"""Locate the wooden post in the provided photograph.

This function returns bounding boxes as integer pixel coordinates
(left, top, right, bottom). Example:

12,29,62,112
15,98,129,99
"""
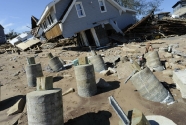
37,76,53,91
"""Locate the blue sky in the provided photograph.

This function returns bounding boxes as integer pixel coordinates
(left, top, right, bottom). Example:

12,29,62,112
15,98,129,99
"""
0,0,178,34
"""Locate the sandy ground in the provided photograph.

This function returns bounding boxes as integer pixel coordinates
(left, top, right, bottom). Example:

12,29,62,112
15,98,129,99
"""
0,35,186,125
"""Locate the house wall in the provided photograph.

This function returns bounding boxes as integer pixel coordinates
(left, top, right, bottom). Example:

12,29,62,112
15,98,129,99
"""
55,0,72,20
45,23,62,39
0,27,6,43
62,0,136,37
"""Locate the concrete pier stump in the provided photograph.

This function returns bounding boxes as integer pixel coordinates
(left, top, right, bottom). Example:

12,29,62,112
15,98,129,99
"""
130,67,174,103
89,55,106,72
26,64,43,87
27,88,63,125
74,64,97,97
145,51,164,71
48,53,63,72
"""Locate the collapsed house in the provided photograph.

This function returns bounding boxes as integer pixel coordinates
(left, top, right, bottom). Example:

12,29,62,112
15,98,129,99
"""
36,0,136,47
124,11,186,41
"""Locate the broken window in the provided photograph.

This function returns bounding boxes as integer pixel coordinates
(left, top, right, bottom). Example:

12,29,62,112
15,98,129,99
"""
47,14,53,25
75,2,86,18
98,0,107,13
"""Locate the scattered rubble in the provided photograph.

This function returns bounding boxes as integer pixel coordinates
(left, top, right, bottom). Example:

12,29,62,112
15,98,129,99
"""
7,98,26,116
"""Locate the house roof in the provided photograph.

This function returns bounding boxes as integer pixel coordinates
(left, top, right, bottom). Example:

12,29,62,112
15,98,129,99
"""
37,0,60,25
61,0,137,23
31,16,39,29
0,24,4,29
38,0,137,25
172,0,186,8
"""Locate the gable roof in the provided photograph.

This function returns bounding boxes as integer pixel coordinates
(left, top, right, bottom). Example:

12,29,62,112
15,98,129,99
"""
172,0,186,8
31,16,39,29
61,0,137,23
37,0,137,25
37,0,60,25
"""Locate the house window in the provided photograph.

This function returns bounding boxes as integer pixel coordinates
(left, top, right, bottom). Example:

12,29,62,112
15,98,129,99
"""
42,21,47,29
47,14,53,25
75,2,86,18
98,0,107,13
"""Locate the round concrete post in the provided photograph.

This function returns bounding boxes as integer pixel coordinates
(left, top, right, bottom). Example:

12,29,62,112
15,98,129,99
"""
27,88,63,125
145,51,164,71
89,55,106,72
74,64,97,97
25,64,43,87
130,67,173,103
48,57,63,72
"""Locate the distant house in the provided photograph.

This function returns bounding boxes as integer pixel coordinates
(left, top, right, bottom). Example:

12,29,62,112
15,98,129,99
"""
37,0,136,47
172,0,186,18
0,25,6,44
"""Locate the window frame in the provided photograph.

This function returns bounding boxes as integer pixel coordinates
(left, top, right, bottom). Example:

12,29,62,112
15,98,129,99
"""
75,2,86,18
98,0,107,13
42,21,47,29
47,14,54,25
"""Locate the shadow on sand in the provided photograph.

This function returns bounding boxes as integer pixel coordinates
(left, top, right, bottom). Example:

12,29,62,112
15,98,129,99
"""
65,111,112,125
0,95,26,111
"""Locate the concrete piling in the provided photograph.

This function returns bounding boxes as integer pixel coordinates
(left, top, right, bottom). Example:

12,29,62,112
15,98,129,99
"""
27,88,63,125
145,51,164,71
48,53,63,72
89,55,106,72
74,64,97,97
25,63,43,87
130,67,174,103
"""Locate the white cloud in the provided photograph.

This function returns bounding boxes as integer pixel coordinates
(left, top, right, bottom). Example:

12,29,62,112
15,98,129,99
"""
0,19,14,34
4,23,13,28
16,24,31,32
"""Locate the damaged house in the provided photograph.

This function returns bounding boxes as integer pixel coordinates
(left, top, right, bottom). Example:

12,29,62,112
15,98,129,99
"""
37,0,136,47
0,25,6,44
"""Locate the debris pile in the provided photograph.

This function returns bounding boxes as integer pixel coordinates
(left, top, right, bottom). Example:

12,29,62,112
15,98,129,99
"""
124,12,186,41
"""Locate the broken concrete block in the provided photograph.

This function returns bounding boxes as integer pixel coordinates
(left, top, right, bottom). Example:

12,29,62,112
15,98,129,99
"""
96,78,110,88
131,61,141,71
173,70,186,98
37,76,53,91
164,53,173,58
117,62,133,80
108,67,117,74
100,70,111,76
131,109,151,125
78,56,88,65
7,98,25,116
163,70,173,76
